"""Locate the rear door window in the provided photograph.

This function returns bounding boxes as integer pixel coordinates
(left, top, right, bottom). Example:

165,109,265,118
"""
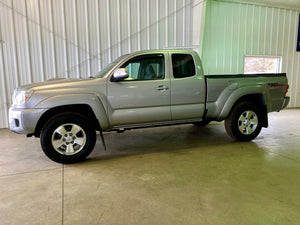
172,54,196,78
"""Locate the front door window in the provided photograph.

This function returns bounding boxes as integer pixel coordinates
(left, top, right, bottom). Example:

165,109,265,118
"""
122,54,165,81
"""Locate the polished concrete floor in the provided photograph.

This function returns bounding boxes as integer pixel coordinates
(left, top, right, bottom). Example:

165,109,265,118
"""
0,109,299,225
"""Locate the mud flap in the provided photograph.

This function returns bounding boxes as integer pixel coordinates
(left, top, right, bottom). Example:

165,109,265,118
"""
99,129,106,151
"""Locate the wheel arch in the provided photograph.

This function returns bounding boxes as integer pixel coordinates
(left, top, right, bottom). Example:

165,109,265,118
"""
222,93,268,128
34,104,101,137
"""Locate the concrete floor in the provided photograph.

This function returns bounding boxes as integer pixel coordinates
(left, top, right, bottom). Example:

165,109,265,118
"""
0,109,299,225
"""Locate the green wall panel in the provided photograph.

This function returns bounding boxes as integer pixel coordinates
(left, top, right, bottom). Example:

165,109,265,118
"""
201,0,300,107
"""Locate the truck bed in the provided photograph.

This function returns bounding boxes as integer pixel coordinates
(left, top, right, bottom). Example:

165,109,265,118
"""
205,73,288,119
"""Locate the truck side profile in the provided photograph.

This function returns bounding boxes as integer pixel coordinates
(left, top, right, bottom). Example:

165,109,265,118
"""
9,50,290,163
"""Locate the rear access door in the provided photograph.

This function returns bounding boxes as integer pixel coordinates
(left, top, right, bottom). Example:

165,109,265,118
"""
169,52,206,120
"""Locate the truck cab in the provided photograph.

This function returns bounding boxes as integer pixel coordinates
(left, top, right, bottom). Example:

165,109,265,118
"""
105,50,206,128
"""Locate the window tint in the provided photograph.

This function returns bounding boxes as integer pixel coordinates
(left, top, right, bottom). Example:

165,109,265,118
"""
121,54,165,81
172,54,196,78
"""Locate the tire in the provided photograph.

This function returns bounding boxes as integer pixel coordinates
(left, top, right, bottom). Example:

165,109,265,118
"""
40,112,96,164
225,102,262,141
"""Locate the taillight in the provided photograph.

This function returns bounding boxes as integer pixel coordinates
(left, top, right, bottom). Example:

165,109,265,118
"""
285,84,289,96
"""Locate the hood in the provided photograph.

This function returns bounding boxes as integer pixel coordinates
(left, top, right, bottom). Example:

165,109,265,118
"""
17,77,102,91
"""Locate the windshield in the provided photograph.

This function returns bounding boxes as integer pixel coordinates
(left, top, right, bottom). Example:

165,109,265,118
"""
96,54,129,78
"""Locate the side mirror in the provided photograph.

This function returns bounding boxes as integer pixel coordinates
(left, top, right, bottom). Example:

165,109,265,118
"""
112,68,129,81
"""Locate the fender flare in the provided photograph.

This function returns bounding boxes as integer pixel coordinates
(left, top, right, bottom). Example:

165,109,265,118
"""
35,93,110,130
217,85,269,120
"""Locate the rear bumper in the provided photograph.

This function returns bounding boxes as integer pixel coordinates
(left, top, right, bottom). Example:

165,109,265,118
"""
281,96,290,110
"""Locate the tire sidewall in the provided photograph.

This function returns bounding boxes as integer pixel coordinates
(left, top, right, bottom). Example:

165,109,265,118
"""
228,102,262,141
41,113,96,164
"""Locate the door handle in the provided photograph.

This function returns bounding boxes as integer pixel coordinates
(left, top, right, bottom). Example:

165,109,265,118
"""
155,85,169,91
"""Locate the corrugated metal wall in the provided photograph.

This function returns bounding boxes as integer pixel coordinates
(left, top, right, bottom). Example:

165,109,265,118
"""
201,0,300,107
0,0,195,128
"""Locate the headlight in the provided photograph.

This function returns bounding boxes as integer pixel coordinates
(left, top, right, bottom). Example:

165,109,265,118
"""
13,89,34,105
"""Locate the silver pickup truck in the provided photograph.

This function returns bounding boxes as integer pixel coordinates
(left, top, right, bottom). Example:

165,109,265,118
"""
9,49,290,163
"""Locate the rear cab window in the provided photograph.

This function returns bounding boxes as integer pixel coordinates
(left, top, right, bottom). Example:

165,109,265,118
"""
172,54,196,79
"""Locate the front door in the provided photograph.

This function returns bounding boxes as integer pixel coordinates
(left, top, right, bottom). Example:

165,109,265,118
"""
107,54,171,126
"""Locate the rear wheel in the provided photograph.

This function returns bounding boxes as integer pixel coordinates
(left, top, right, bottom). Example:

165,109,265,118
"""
225,102,262,141
41,113,96,164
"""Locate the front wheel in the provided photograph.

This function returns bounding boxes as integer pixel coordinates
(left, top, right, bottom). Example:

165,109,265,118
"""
225,102,263,141
41,113,96,164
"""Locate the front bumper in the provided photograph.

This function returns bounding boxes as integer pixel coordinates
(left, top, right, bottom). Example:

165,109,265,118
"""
9,106,47,134
281,96,290,110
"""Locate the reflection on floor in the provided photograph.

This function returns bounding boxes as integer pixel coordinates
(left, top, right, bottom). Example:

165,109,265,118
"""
0,109,299,225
